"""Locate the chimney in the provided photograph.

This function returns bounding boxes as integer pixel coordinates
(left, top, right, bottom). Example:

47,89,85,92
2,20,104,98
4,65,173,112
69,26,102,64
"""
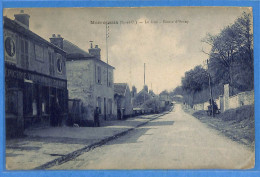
88,42,101,60
49,34,64,49
14,10,30,29
89,41,93,49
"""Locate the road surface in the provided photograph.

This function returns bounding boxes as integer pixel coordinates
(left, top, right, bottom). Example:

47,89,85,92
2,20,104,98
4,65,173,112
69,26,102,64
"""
51,104,254,169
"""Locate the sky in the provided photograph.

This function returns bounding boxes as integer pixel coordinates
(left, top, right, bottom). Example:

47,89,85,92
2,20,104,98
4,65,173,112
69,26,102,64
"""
4,7,252,94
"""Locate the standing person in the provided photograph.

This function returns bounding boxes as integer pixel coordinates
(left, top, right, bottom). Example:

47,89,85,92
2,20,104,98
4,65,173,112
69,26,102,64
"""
50,98,56,126
55,98,62,127
94,107,100,127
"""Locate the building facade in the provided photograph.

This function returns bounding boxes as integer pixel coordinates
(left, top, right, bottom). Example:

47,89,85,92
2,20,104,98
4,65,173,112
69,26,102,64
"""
4,11,68,137
114,83,133,119
54,39,116,125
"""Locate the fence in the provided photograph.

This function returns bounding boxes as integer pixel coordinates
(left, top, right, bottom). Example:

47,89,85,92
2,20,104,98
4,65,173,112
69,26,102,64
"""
193,84,254,112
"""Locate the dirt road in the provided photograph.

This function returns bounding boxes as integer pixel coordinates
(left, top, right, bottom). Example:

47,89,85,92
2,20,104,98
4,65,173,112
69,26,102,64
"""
51,104,254,169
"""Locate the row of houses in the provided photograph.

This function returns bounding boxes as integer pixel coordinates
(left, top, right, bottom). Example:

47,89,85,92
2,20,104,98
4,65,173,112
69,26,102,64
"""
4,10,133,137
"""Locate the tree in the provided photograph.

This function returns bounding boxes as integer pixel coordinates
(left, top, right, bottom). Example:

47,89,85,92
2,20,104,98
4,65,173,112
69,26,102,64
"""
202,12,253,92
181,65,208,106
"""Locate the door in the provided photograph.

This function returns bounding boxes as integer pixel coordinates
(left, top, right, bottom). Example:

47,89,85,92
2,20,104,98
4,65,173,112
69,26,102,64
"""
104,98,106,120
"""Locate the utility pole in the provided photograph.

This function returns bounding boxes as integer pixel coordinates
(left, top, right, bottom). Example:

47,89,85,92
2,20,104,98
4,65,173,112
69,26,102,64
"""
144,63,146,104
144,63,146,86
207,59,214,118
106,23,109,87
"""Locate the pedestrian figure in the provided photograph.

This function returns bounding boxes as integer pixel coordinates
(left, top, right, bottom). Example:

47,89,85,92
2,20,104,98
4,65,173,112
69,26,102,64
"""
207,99,219,116
94,107,100,127
55,98,62,127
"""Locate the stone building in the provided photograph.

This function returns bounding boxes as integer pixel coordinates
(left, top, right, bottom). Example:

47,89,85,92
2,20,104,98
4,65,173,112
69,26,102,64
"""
50,38,116,125
4,11,68,137
159,91,171,109
114,83,133,119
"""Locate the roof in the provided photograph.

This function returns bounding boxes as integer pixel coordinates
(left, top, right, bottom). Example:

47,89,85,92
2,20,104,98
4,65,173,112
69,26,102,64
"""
65,39,115,69
114,83,128,96
3,16,66,54
63,40,92,58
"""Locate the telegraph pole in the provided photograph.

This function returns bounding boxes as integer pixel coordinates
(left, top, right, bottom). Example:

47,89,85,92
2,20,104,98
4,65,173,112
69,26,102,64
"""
144,63,146,86
207,59,214,118
144,63,146,104
106,23,109,87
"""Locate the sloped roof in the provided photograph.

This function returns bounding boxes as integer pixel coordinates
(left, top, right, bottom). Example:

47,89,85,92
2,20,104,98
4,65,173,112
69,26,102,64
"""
64,40,115,69
114,83,128,96
3,16,65,54
63,40,92,58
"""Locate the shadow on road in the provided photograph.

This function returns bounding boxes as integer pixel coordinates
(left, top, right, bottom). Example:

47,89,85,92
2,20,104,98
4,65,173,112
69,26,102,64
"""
146,121,174,126
105,119,175,146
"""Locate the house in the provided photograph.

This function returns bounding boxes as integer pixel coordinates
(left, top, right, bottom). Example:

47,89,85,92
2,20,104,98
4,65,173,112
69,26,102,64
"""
132,85,152,107
4,11,68,137
114,83,133,119
159,91,171,109
49,37,116,126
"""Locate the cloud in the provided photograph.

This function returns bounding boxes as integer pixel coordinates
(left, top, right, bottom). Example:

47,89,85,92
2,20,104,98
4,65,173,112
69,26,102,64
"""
109,17,187,93
4,7,252,93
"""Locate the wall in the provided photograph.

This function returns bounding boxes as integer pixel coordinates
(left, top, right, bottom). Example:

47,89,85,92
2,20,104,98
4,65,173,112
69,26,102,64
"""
124,86,133,116
115,86,133,117
4,28,67,80
193,84,254,112
67,59,116,123
66,60,94,122
229,90,254,109
92,60,115,120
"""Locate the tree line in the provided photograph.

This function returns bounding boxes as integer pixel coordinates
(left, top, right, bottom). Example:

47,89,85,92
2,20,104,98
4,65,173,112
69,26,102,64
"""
174,12,254,106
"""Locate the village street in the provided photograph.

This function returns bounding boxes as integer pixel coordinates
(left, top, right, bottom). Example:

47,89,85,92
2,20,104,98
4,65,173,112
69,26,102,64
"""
50,104,254,170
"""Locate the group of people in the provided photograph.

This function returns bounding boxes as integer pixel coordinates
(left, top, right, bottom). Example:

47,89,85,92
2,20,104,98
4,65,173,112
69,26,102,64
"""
51,97,101,127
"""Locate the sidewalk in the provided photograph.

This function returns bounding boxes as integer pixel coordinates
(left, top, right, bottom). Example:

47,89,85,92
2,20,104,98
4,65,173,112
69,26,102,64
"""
5,113,166,170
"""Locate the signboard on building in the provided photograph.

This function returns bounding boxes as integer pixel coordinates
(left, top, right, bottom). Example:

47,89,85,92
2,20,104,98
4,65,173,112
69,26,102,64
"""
5,66,67,89
4,30,17,64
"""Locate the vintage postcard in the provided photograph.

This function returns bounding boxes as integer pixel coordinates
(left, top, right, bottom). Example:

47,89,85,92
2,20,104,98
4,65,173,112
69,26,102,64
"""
3,7,254,170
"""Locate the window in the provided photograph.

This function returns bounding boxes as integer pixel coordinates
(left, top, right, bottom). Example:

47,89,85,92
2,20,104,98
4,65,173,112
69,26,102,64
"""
96,66,101,84
56,54,63,73
96,97,102,114
108,71,112,87
20,39,29,69
49,52,54,76
108,99,113,115
35,44,44,62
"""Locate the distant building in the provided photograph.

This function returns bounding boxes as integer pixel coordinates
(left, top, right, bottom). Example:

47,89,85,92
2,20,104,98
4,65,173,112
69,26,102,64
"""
4,11,68,137
114,83,133,119
50,37,116,125
159,91,171,108
132,86,152,107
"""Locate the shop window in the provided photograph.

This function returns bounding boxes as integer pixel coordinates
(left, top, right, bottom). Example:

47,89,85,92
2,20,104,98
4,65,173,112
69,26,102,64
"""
23,83,33,116
32,99,37,116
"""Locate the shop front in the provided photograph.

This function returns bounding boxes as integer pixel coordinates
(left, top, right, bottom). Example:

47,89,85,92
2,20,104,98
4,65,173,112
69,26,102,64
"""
5,64,68,137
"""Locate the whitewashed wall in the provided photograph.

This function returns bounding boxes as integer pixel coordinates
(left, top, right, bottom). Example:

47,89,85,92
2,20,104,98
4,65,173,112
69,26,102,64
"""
192,84,254,112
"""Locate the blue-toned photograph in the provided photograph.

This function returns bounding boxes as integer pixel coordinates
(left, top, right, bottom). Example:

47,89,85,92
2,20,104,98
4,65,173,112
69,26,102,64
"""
2,6,255,170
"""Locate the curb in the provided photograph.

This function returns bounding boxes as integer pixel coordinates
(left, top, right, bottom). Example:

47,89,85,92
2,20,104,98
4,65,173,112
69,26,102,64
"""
34,110,171,170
